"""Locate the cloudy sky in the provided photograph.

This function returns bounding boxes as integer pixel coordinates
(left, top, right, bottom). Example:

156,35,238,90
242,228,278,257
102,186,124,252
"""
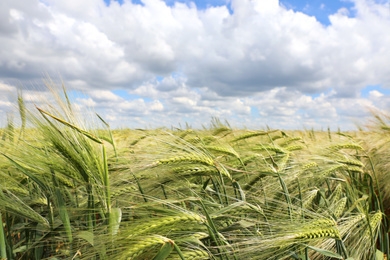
1,0,390,130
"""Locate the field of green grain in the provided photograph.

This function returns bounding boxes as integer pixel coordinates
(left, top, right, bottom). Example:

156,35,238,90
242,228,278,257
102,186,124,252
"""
1,86,390,259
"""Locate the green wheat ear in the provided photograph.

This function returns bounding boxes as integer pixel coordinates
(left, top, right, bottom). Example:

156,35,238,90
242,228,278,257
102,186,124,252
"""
331,197,347,218
6,113,15,142
328,143,364,151
125,213,206,237
153,153,214,167
329,184,343,203
279,137,302,147
205,144,240,158
365,211,382,237
302,161,318,170
172,165,219,176
17,89,26,140
231,130,275,142
302,189,319,209
212,126,231,136
273,218,341,244
119,235,170,259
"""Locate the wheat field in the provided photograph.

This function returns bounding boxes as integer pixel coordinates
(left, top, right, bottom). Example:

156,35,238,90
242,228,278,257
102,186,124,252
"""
1,85,389,259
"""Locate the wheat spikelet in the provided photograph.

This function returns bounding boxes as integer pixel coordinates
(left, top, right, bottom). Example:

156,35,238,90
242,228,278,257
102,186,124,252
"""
329,184,343,203
302,162,318,170
284,144,305,152
346,165,364,173
302,189,319,209
127,213,205,237
55,173,75,188
329,143,363,151
295,227,340,240
27,197,48,207
175,232,209,241
231,131,270,142
17,90,26,139
154,153,214,167
295,218,340,240
332,197,347,218
202,136,217,144
212,126,231,136
172,165,219,176
184,135,217,145
123,235,168,259
364,211,382,237
4,186,29,196
212,202,263,219
279,137,302,147
178,129,193,139
6,113,15,142
205,145,239,158
337,158,363,167
271,135,283,141
321,165,344,176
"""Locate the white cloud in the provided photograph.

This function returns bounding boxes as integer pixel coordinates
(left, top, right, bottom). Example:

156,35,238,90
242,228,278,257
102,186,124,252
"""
87,90,123,102
172,96,197,106
76,97,96,107
1,0,390,129
117,98,165,115
0,82,16,92
369,90,384,98
149,100,164,111
0,100,13,110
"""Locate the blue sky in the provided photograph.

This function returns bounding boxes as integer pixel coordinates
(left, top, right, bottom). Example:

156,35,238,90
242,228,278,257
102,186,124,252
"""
1,0,390,130
104,0,357,24
280,0,356,24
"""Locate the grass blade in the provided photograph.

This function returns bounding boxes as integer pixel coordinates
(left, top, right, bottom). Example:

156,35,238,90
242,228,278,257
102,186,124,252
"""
152,240,174,260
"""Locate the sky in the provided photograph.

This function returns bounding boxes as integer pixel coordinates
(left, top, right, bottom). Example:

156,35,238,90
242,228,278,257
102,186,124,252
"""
1,0,390,130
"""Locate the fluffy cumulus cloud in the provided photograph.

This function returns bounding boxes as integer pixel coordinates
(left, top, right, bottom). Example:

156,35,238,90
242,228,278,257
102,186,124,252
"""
1,0,390,129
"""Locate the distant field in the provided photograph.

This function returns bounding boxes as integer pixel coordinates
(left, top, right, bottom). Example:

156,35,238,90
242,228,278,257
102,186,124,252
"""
1,87,389,259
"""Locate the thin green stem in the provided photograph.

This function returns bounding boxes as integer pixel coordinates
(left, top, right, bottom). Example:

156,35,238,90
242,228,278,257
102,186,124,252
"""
0,212,7,260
